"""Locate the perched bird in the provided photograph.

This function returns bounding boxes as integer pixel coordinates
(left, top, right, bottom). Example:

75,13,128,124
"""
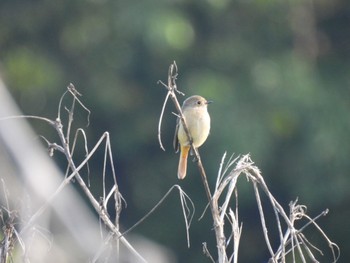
173,95,211,179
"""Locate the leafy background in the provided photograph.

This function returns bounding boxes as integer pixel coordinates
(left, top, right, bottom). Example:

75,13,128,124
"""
1,0,349,262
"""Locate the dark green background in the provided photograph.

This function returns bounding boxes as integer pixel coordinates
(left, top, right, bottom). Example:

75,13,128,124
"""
1,0,349,262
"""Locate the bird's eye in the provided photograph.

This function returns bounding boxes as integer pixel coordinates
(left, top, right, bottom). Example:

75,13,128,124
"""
197,100,202,105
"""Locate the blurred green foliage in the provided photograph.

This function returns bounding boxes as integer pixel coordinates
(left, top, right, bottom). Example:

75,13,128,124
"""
1,0,349,262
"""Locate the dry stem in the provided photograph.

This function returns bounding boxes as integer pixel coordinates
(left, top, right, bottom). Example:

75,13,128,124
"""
158,62,340,263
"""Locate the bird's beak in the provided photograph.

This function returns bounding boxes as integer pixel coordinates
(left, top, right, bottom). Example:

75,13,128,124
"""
206,100,213,105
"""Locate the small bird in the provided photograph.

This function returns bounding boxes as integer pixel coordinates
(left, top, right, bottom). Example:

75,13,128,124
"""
173,95,211,179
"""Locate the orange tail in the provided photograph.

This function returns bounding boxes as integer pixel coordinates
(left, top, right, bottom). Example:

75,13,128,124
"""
178,145,190,179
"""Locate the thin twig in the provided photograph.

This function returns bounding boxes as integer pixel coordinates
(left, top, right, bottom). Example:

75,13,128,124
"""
121,184,194,247
202,242,215,263
157,91,171,151
252,181,275,260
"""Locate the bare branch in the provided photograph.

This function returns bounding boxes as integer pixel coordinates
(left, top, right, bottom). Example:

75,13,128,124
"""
6,87,146,263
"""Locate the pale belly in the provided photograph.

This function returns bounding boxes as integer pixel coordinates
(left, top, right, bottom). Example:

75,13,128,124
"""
177,110,210,148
